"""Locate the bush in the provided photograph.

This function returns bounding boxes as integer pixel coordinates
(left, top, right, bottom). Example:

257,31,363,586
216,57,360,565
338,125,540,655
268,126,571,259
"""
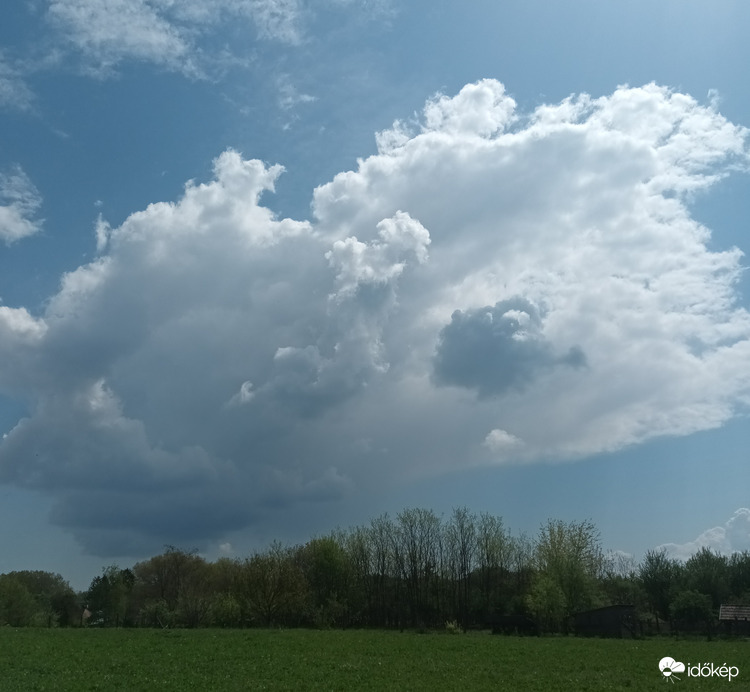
445,619,463,635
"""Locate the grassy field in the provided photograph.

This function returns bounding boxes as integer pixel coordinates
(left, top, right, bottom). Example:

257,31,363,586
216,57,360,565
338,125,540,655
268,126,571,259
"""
0,628,748,691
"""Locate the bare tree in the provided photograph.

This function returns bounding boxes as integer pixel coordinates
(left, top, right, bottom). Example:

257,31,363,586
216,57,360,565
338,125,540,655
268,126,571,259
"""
476,512,511,615
445,507,476,627
395,508,441,627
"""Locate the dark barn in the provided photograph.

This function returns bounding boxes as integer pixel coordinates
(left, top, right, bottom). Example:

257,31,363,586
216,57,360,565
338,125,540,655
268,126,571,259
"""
574,605,638,638
719,604,750,636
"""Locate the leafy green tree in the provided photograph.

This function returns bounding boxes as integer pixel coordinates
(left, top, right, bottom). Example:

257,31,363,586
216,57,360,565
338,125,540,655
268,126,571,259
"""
671,589,713,634
85,566,135,626
638,548,682,630
176,558,212,627
209,591,242,627
132,546,206,626
600,552,645,610
0,574,39,626
211,557,242,594
683,548,730,609
534,519,603,623
240,542,307,626
526,572,567,633
206,558,244,626
4,571,78,626
297,534,353,627
728,551,750,601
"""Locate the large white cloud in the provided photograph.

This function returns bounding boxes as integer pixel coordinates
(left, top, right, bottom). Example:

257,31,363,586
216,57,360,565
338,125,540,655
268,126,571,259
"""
314,79,750,461
0,80,748,554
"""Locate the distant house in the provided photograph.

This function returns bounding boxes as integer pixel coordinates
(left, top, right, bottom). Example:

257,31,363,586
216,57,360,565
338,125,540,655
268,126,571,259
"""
719,604,750,636
574,605,638,638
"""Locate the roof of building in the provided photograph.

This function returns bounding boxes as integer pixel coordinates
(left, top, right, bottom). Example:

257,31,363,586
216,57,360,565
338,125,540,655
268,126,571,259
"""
719,604,750,621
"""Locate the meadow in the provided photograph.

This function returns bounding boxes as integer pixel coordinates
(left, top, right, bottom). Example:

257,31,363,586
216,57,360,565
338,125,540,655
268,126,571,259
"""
1,628,748,691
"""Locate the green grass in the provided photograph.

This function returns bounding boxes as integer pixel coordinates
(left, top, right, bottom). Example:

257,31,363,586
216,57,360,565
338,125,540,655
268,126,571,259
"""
0,628,748,691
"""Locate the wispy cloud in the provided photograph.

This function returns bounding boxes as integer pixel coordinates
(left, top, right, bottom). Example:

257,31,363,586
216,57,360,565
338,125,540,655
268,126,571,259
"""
43,0,311,76
46,0,196,76
0,165,43,244
248,0,304,45
277,73,316,111
0,81,748,554
0,55,35,111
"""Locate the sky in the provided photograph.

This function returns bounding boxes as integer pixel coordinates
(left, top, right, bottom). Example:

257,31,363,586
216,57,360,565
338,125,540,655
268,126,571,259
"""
1,0,750,591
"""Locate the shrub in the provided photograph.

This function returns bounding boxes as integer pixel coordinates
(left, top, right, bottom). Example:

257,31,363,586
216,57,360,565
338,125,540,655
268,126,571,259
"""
445,619,463,635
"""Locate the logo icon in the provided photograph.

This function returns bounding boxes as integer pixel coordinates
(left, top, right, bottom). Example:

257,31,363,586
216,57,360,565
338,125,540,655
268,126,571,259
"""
659,657,685,683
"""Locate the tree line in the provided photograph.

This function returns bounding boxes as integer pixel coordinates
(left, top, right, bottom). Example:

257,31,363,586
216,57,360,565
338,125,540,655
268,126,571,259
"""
2,507,749,633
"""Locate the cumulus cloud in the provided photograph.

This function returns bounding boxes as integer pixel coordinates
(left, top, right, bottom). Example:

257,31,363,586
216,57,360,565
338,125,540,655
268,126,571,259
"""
483,429,523,455
257,210,429,413
0,165,43,244
314,79,750,461
1,80,749,553
659,509,750,561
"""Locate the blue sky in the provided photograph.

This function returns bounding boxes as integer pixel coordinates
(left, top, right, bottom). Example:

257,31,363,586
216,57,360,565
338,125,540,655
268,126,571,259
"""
1,0,749,590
